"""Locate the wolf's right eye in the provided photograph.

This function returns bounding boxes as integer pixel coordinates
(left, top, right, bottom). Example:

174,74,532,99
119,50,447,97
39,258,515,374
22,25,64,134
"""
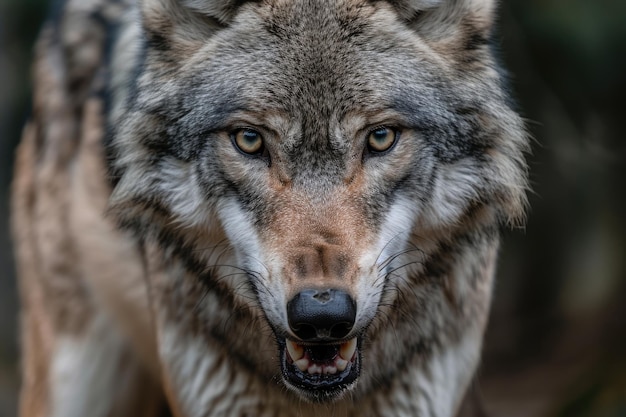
232,128,265,156
366,126,398,154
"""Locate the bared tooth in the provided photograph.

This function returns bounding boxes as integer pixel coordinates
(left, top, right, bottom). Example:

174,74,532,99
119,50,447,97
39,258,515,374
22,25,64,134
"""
286,340,304,361
336,358,348,372
308,364,322,374
324,365,337,375
339,338,357,360
295,358,309,372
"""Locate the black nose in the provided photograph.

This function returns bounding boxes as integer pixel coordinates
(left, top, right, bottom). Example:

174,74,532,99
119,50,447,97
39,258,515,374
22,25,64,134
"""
287,289,356,341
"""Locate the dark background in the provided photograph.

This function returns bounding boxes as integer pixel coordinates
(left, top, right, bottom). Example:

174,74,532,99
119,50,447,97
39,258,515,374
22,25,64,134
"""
1,1,625,416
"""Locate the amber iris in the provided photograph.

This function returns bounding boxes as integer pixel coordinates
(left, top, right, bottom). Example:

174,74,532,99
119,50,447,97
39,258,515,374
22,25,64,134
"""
367,127,397,153
233,128,264,155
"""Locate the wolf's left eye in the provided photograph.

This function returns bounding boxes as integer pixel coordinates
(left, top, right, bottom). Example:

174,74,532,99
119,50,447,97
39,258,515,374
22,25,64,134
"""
367,127,398,154
232,128,265,156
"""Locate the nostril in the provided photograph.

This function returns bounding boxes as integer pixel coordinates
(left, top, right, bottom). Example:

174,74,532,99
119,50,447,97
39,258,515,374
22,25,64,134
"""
287,288,356,341
290,323,317,341
329,322,352,339
312,290,332,303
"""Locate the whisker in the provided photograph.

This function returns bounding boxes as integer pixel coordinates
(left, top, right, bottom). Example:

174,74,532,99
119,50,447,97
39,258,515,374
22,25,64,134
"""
381,260,424,281
378,246,425,272
373,230,408,266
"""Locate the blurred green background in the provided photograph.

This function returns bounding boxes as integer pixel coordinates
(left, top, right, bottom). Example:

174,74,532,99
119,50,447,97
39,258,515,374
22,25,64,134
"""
0,0,625,416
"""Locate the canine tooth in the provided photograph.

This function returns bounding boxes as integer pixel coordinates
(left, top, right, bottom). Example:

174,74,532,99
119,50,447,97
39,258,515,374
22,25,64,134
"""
340,338,357,360
336,358,348,372
286,340,304,361
308,364,322,374
295,358,309,372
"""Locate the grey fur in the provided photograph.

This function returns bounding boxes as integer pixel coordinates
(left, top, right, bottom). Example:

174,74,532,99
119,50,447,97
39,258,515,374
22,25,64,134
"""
13,0,528,416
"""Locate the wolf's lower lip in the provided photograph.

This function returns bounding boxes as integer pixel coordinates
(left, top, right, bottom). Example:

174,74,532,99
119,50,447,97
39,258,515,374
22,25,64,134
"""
279,337,360,397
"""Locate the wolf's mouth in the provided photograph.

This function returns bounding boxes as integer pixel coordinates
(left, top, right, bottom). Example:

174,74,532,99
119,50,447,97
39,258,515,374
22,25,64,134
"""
279,337,360,400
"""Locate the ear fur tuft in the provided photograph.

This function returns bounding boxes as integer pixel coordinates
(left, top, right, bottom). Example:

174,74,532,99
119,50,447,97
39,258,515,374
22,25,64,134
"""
181,0,250,24
388,0,444,19
139,0,252,49
388,0,496,38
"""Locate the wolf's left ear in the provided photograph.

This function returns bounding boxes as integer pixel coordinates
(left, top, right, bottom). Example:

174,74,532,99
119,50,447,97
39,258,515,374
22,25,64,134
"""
140,0,251,50
388,0,496,39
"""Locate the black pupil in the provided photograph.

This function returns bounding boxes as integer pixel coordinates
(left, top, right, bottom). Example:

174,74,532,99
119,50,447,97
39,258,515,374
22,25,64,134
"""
243,130,259,145
374,129,388,141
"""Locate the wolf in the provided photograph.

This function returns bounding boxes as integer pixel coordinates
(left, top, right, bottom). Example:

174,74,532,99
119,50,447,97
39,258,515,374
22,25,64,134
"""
12,0,528,416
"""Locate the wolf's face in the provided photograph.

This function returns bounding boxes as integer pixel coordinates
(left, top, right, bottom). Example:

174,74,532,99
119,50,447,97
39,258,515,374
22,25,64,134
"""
110,0,527,403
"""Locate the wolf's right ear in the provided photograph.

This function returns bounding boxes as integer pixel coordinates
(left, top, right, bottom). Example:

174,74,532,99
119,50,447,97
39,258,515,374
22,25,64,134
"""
140,0,251,50
387,0,496,40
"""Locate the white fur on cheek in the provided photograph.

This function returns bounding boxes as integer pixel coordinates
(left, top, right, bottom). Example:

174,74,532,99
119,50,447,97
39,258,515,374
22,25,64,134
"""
422,159,481,228
355,195,418,329
158,158,214,229
376,195,418,262
216,198,288,330
216,198,262,261
211,197,270,304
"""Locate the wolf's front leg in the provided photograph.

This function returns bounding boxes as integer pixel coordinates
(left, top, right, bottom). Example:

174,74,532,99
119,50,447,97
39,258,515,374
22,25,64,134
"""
13,122,167,417
21,309,164,417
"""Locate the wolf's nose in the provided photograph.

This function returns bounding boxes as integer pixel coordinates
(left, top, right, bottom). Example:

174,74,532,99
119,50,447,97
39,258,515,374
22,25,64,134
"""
287,289,356,341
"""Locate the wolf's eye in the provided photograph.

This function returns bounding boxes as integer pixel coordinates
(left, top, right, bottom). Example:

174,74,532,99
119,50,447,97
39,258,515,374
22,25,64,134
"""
367,127,398,154
232,128,264,155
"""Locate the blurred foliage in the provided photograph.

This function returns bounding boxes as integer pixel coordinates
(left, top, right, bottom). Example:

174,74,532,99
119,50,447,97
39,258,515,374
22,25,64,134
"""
484,1,626,416
0,1,48,415
0,0,624,416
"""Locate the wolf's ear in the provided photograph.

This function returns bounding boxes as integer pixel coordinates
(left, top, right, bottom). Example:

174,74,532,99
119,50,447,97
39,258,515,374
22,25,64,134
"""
388,0,496,40
139,0,250,49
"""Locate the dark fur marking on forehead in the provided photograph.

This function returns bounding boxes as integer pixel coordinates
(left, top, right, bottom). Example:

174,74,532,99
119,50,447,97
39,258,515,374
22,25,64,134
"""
130,76,244,162
392,89,491,163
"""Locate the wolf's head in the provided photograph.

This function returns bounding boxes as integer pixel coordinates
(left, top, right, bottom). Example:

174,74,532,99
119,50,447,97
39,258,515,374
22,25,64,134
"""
109,0,527,404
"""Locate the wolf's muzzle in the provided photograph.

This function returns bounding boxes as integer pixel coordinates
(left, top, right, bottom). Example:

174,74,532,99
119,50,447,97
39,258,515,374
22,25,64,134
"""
281,289,360,400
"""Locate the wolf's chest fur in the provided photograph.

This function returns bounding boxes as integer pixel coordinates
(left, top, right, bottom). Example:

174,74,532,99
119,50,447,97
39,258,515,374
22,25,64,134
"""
13,0,528,416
